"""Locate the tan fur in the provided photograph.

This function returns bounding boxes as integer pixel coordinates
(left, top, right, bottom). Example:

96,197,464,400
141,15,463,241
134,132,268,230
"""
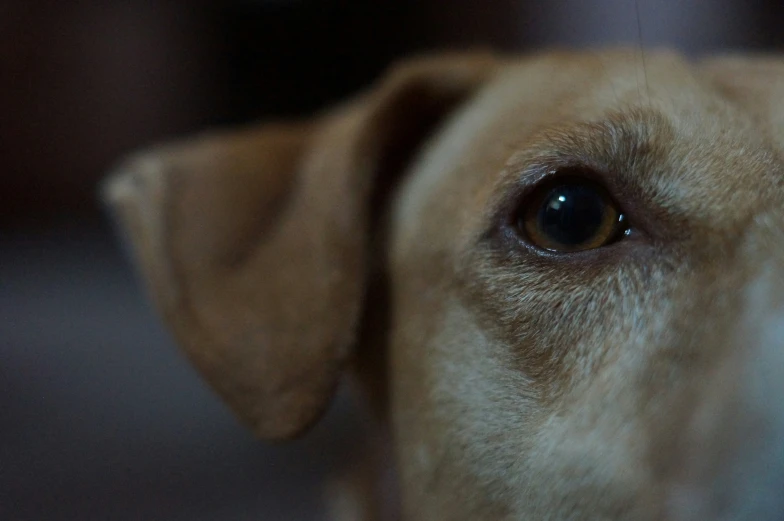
104,50,784,520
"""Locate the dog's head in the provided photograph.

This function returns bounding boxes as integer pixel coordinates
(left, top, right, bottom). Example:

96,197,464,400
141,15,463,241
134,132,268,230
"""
105,50,784,520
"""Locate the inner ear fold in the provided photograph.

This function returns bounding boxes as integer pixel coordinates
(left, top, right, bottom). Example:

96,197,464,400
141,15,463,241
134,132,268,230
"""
104,52,499,440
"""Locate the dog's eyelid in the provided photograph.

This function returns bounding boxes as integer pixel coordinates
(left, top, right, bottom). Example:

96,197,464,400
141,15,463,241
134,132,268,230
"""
479,158,644,257
496,159,621,214
518,174,629,252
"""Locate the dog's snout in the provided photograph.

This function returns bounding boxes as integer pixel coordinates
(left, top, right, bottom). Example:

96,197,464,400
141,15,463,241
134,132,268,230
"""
667,262,784,521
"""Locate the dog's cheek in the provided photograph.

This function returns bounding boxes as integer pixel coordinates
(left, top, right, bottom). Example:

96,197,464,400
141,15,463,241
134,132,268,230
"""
455,247,663,392
389,300,543,519
388,294,669,520
386,217,688,517
445,252,691,516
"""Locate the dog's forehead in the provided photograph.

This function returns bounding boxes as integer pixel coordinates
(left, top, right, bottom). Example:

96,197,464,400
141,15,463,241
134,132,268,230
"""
395,50,782,252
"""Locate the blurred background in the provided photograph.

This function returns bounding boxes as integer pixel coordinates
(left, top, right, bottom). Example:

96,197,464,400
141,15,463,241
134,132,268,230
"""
2,1,783,519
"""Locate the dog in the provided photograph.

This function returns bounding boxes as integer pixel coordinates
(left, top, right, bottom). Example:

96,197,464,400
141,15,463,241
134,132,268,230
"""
104,49,784,520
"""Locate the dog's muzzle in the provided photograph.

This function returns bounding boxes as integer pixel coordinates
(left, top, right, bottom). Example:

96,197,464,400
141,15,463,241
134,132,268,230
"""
666,252,784,521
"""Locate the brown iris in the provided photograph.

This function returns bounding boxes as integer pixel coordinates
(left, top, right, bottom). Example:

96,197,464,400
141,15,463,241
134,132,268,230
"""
519,177,628,252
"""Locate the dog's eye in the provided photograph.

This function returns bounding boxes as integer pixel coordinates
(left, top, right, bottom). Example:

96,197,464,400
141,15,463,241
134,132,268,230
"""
518,177,628,252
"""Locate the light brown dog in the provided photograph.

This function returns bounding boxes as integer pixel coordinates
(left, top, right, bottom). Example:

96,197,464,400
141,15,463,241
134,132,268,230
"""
104,50,784,520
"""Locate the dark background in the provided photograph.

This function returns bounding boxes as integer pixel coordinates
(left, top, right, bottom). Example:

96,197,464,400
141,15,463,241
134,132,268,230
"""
3,1,783,519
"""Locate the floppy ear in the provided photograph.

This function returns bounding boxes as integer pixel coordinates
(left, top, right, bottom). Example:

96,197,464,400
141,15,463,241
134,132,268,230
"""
700,56,784,150
103,53,499,440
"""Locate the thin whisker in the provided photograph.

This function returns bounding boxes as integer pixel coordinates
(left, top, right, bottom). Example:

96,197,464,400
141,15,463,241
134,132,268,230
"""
635,0,651,104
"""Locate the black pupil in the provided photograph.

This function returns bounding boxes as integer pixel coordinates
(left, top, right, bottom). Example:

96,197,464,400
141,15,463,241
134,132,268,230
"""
537,183,608,247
